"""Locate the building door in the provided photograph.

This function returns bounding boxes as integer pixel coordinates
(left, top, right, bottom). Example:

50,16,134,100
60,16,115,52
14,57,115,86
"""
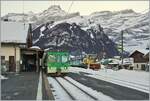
22,54,37,72
141,64,146,70
9,56,16,72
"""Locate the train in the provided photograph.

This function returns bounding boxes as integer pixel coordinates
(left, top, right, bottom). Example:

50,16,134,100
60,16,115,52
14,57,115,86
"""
42,51,70,75
82,54,101,70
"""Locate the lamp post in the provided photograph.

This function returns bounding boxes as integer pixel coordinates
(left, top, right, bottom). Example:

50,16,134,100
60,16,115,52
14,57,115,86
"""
121,30,124,69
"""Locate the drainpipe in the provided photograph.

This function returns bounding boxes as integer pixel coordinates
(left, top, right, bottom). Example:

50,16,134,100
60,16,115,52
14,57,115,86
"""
14,44,16,72
121,30,124,69
36,50,39,72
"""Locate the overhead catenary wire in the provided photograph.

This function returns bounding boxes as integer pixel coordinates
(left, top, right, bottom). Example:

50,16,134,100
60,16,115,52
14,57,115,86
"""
22,0,25,29
52,0,55,5
67,1,74,16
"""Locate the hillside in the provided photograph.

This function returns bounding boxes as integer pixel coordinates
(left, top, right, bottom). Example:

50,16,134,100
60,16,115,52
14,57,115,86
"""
32,22,119,57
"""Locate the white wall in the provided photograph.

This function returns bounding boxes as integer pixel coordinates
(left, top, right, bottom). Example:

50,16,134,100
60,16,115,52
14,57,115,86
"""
134,63,146,70
0,45,21,72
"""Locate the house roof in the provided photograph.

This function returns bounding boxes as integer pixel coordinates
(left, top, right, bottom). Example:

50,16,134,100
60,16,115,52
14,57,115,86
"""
1,21,29,44
129,49,149,56
144,52,149,57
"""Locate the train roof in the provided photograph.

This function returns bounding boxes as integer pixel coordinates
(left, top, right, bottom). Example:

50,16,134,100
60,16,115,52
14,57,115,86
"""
47,51,69,55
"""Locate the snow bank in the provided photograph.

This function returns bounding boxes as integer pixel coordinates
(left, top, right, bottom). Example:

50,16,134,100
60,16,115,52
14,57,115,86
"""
0,75,8,80
65,76,114,101
69,67,149,93
30,46,41,49
47,77,71,100
56,77,94,101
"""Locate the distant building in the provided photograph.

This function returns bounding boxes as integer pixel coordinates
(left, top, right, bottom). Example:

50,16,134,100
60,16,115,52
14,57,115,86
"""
143,52,149,71
143,52,149,62
1,21,29,72
106,57,134,70
129,49,149,70
1,21,43,72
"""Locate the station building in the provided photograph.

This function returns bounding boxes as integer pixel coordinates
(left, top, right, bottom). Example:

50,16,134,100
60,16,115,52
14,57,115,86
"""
129,49,149,70
1,21,43,73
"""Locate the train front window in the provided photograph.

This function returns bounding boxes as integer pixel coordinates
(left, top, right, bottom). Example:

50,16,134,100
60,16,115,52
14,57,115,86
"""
48,55,56,63
62,56,68,63
56,55,62,63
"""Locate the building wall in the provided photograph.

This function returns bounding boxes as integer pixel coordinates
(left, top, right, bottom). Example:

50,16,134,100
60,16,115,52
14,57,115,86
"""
1,45,21,72
130,51,148,63
133,63,147,70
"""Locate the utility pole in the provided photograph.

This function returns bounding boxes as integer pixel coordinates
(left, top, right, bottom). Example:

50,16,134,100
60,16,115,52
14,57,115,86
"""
121,30,124,68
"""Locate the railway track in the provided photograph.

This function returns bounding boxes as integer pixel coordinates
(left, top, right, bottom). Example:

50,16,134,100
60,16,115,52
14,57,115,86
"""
48,76,113,101
48,77,99,100
62,77,98,100
54,78,75,100
55,77,97,100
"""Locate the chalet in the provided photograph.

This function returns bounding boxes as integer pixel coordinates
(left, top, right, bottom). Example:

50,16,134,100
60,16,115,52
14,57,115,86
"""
1,21,43,73
143,52,149,71
143,52,149,63
129,49,149,70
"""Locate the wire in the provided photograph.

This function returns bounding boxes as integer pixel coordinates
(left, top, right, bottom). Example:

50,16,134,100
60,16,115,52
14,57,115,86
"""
22,0,25,29
54,0,55,5
67,1,74,15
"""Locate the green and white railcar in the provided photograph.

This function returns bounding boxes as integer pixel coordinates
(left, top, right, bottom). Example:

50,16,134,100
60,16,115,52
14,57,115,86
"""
42,51,70,75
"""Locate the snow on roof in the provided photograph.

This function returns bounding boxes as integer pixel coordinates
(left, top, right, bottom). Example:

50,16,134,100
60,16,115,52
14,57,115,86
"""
1,21,29,43
129,49,149,56
30,46,41,49
108,58,120,65
0,75,8,80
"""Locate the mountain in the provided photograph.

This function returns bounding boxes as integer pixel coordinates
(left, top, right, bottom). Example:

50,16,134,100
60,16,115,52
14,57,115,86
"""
63,9,149,52
2,6,149,52
32,22,119,57
2,5,80,24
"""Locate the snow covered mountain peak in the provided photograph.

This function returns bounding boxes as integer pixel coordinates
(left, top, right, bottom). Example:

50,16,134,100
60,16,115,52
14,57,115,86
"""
1,8,149,53
27,11,34,15
47,5,62,11
115,9,136,14
90,11,112,15
1,5,79,23
39,5,67,17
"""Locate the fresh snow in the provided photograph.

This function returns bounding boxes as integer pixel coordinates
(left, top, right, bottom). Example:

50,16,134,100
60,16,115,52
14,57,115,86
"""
48,76,114,101
0,75,8,80
69,67,149,93
39,26,45,38
30,46,41,49
90,33,94,39
65,76,113,101
2,7,149,53
33,38,40,44
56,77,94,101
47,77,71,100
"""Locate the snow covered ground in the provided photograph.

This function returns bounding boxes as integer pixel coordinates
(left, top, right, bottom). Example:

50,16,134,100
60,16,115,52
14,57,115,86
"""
48,77,71,100
65,76,113,101
47,67,149,100
48,76,113,101
69,67,149,93
0,75,8,80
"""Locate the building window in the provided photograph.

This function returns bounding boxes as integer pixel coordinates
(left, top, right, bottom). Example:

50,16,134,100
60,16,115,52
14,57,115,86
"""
137,64,139,68
1,56,5,65
141,64,146,70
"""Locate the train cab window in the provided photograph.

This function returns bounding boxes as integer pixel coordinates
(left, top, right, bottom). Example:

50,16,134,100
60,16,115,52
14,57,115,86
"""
56,55,62,63
62,55,68,63
48,55,56,62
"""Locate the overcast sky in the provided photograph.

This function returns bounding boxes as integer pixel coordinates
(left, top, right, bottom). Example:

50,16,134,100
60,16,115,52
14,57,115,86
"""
1,1,149,16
